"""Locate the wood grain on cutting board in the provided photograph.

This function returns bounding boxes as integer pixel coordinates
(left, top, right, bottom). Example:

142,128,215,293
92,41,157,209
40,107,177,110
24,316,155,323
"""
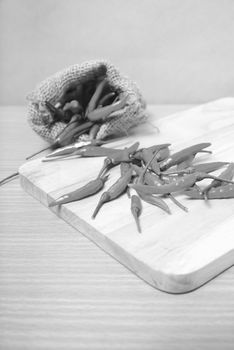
19,98,234,293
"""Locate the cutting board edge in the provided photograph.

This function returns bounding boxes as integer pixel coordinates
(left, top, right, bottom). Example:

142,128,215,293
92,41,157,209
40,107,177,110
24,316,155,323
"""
19,171,233,294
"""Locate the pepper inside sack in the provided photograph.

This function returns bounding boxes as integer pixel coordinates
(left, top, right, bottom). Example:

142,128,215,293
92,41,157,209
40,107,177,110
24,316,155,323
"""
27,60,147,145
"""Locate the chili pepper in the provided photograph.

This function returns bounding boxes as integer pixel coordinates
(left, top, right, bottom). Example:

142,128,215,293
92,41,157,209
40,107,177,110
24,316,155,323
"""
148,143,171,154
44,145,123,162
85,78,107,118
136,190,171,214
166,194,188,212
163,161,229,176
137,151,159,184
155,147,170,162
141,148,160,175
120,162,132,176
97,157,114,178
185,183,234,199
49,174,109,207
111,142,140,164
135,156,186,212
63,100,83,116
159,143,211,171
193,162,229,174
132,153,171,214
97,142,140,178
132,164,161,186
97,92,116,107
134,152,189,212
27,117,91,160
46,133,127,158
153,174,189,210
45,101,65,122
69,121,94,141
89,124,100,140
138,167,188,212
92,167,133,218
45,138,107,158
130,172,234,195
75,146,122,158
26,115,78,160
87,94,128,121
176,154,195,171
133,143,171,160
202,163,234,199
130,194,142,233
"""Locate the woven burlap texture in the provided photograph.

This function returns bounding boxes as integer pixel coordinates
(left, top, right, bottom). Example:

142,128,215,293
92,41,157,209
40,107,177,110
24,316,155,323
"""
27,60,148,143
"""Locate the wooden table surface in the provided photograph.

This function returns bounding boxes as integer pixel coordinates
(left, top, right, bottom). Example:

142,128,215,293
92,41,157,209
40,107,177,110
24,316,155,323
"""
0,105,233,350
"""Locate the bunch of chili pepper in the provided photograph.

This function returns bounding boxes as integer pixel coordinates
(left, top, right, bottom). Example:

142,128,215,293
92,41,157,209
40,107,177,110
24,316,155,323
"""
27,65,128,160
0,67,129,185
48,141,234,234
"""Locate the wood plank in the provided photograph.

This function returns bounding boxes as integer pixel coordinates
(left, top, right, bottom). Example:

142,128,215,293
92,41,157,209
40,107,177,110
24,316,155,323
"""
19,98,234,293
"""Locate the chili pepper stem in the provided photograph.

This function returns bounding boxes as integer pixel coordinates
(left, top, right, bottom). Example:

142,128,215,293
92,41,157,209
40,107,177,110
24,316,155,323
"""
97,158,112,178
0,171,19,186
199,150,212,154
168,194,188,212
26,145,55,160
139,151,159,183
205,174,234,185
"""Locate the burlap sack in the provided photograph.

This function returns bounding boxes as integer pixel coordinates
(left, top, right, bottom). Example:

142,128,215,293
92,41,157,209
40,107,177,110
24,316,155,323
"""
27,60,148,143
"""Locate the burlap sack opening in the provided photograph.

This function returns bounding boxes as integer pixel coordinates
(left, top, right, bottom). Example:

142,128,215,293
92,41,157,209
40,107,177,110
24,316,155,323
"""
27,60,148,143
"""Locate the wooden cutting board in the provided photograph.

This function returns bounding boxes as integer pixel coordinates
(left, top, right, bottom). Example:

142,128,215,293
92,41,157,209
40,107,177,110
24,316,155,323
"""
19,98,234,294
